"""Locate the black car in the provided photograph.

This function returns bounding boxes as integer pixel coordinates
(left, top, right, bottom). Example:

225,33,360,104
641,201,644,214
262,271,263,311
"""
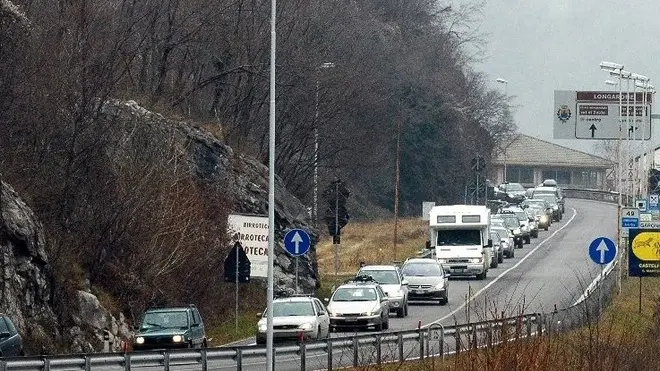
0,314,24,357
496,182,527,204
133,305,207,350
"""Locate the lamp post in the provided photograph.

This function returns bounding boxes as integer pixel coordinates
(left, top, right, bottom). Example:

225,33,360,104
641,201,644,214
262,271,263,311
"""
313,62,336,227
600,60,624,296
496,78,509,182
636,80,655,196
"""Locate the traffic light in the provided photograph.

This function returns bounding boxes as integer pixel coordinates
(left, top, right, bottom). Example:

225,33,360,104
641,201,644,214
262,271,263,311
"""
323,179,350,238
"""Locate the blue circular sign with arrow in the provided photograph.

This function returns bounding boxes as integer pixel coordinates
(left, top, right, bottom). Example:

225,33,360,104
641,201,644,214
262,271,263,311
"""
284,229,311,257
588,237,617,265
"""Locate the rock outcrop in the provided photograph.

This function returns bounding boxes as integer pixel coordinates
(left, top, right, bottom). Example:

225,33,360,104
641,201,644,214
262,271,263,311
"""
101,100,320,292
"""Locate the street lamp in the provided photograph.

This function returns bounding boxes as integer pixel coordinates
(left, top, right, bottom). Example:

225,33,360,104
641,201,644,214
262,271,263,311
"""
496,78,508,94
313,62,336,227
496,78,509,182
605,80,618,89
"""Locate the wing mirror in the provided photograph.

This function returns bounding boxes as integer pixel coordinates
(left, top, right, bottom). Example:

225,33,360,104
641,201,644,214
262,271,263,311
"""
425,240,432,249
401,280,409,286
256,312,263,319
323,298,330,303
485,239,493,248
0,332,10,340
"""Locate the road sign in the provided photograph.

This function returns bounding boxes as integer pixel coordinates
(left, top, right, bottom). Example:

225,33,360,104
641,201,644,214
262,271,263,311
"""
471,156,486,172
640,221,660,229
553,90,652,140
637,199,648,212
628,229,660,277
227,214,268,278
622,218,639,228
223,241,251,283
588,237,617,265
284,229,311,256
650,194,659,205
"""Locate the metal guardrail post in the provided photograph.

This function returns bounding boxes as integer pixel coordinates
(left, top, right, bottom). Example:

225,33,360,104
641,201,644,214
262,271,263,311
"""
164,352,170,371
471,326,477,349
44,358,51,371
455,327,461,355
398,333,404,363
0,360,6,371
85,356,91,371
537,314,543,336
439,328,445,360
124,353,131,371
201,349,208,371
419,330,425,360
353,335,359,367
526,317,532,337
299,343,307,371
376,335,382,365
327,340,333,371
236,348,243,371
487,323,493,348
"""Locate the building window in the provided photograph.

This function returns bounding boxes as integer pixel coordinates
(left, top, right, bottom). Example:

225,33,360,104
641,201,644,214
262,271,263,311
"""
506,166,534,184
542,170,571,185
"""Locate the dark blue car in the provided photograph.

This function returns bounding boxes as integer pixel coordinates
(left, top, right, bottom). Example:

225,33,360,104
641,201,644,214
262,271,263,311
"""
0,314,24,357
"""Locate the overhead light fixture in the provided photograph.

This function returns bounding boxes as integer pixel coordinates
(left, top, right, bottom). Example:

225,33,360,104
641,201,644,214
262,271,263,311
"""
605,80,618,86
600,61,624,71
495,78,508,84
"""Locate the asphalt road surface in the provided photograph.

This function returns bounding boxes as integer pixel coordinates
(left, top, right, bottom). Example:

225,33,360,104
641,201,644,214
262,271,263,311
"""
125,198,616,371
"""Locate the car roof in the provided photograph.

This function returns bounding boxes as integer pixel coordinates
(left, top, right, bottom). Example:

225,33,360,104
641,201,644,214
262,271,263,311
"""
403,258,438,264
359,265,398,271
534,186,556,192
145,306,193,313
337,282,379,289
273,296,315,303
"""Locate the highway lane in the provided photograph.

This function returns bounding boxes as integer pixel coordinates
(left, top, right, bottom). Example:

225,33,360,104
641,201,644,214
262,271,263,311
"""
133,198,615,370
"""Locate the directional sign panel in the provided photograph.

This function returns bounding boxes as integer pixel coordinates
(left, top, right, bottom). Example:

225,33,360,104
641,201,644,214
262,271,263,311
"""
553,90,652,140
629,229,660,277
284,229,311,256
588,237,617,265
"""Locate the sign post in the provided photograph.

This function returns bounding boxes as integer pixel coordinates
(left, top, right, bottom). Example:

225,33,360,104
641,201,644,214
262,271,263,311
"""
588,237,617,316
223,241,251,332
284,229,311,293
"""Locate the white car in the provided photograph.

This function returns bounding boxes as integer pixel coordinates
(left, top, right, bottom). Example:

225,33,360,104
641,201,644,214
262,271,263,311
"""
256,294,330,344
325,277,390,331
356,265,409,317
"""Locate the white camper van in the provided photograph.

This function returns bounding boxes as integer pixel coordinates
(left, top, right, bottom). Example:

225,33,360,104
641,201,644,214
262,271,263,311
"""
427,205,492,280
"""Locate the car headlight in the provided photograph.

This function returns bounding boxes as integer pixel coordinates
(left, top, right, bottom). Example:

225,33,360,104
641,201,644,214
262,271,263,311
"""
135,337,145,344
298,323,313,331
389,289,404,298
513,228,521,235
258,323,267,332
435,281,445,289
437,258,447,264
469,257,483,264
553,205,558,210
367,304,381,316
172,335,184,343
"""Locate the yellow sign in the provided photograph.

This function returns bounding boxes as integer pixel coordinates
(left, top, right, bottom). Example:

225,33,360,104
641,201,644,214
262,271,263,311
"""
631,232,660,261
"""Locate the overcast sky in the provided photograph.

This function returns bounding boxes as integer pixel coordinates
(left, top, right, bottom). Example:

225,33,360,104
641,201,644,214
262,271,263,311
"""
470,0,659,154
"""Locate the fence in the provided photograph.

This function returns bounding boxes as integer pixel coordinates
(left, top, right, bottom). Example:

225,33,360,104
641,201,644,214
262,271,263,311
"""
0,190,622,371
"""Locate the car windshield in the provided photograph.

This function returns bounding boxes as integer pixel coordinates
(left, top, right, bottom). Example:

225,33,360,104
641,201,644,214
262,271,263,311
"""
436,229,481,246
332,287,377,302
142,311,189,329
271,301,315,317
358,269,400,284
534,194,557,204
499,216,520,229
503,183,524,191
402,262,443,276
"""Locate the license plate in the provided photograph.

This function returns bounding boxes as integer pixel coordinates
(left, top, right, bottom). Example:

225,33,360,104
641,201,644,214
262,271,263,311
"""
454,269,465,273
414,290,424,294
345,317,357,322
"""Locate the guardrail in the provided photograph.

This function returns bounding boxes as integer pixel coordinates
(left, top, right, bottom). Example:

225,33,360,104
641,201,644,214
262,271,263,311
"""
562,188,631,205
0,314,544,371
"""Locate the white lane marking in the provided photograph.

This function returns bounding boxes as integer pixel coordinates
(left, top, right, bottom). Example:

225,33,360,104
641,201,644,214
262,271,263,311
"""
422,207,579,328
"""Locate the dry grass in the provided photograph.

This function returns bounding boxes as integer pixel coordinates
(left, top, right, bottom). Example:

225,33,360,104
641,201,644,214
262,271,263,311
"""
344,276,660,370
316,218,428,276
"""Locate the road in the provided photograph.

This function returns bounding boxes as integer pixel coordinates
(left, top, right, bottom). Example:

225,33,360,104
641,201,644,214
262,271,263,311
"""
129,199,616,370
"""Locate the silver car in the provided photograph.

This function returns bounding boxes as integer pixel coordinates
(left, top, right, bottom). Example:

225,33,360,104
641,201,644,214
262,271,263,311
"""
401,258,449,305
489,231,504,267
356,265,408,318
325,279,390,331
256,295,330,344
491,223,515,258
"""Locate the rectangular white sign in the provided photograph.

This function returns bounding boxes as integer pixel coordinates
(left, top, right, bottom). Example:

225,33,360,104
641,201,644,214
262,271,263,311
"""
553,90,652,140
227,214,268,278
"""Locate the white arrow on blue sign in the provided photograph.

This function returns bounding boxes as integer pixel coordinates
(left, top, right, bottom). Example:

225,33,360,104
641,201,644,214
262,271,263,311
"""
284,229,311,256
588,237,616,265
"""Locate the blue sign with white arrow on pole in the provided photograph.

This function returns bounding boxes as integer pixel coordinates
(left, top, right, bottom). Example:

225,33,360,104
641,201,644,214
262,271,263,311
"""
588,237,617,265
284,229,311,256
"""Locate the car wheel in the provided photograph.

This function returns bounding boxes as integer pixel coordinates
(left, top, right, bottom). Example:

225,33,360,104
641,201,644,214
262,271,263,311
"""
544,226,548,231
404,302,409,316
202,340,208,348
498,252,504,264
396,306,405,318
440,294,448,305
510,248,515,258
490,259,498,268
524,236,530,244
517,241,523,249
477,270,486,280
383,316,390,330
